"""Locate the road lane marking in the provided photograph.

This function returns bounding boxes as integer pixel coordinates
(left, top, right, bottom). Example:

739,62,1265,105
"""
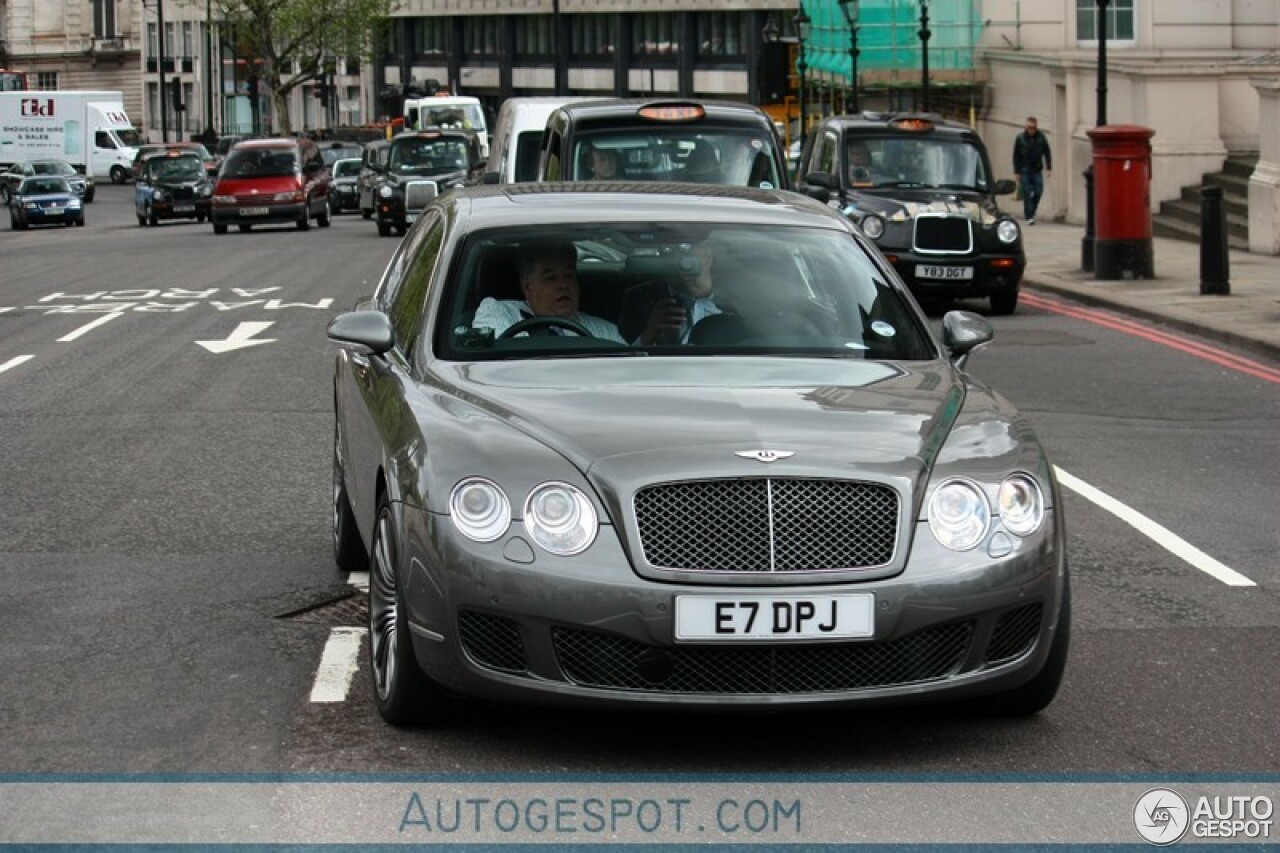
1022,293,1280,384
196,321,277,353
1054,466,1257,587
309,627,366,703
348,571,370,593
0,355,35,375
57,311,124,342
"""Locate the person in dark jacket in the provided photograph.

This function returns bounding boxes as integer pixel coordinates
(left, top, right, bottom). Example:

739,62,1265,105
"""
1013,116,1052,223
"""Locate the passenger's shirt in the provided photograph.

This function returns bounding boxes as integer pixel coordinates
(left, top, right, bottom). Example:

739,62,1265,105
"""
472,298,626,344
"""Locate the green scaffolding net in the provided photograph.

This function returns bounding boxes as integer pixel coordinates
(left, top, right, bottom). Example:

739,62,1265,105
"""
802,0,985,82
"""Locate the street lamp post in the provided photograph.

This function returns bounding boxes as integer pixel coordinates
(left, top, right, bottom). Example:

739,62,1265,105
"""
918,0,931,112
1082,0,1110,271
838,0,860,114
204,0,215,141
153,0,169,142
794,7,811,150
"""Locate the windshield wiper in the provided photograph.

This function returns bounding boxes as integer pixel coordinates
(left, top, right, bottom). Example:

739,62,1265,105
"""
932,183,984,192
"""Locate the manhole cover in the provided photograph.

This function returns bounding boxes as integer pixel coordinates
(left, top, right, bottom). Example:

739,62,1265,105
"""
277,590,367,627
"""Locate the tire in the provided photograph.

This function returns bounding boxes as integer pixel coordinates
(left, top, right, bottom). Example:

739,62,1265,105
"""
74,218,84,227
213,223,228,234
137,213,146,226
0,186,9,205
394,224,408,236
147,205,158,227
14,217,27,231
990,288,1020,316
110,165,128,185
369,498,457,726
983,575,1071,716
238,224,251,233
332,420,368,572
297,211,311,231
361,208,372,220
85,192,95,203
317,198,331,228
196,213,206,223
376,219,391,237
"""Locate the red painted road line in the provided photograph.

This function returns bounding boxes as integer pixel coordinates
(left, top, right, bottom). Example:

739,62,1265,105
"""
1021,292,1280,385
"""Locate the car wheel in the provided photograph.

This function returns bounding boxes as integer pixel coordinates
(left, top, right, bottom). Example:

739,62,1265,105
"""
14,217,27,230
196,213,206,223
982,575,1071,716
213,223,227,234
394,224,408,236
989,288,1020,316
136,211,146,226
1,186,10,204
85,192,95,203
239,224,251,233
332,421,368,572
369,498,457,726
361,207,372,220
297,211,311,231
75,218,84,227
317,198,331,228
147,205,158,227
110,165,128,185
376,219,391,237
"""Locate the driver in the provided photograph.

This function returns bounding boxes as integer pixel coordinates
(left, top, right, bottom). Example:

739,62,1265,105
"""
471,239,625,343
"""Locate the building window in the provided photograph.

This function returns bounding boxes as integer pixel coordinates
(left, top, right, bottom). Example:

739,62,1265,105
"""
1077,0,1135,43
164,22,176,58
515,16,553,58
147,82,159,127
632,13,680,59
570,15,616,61
93,0,117,39
410,18,447,58
695,11,749,59
182,22,194,59
36,72,59,90
148,22,158,59
183,82,194,130
463,17,501,59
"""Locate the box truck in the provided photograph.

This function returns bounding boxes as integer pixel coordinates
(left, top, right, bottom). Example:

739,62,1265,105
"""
0,91,142,183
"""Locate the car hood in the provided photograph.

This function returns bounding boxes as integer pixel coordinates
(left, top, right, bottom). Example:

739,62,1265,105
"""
19,191,78,203
385,168,467,186
155,179,209,190
434,357,971,495
843,190,1005,225
213,176,301,195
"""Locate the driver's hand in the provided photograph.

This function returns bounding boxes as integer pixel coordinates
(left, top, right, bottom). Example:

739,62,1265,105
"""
641,298,688,345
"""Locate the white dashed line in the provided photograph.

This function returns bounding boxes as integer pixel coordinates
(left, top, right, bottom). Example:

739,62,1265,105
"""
347,571,370,593
58,312,124,342
1055,466,1257,588
309,627,367,703
0,354,35,375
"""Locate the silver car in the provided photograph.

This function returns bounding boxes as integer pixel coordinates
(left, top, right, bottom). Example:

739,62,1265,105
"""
327,183,1070,725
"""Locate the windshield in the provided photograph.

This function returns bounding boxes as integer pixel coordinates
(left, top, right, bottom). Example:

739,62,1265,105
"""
570,129,781,189
322,146,363,166
215,137,242,156
845,135,990,191
332,158,362,178
33,162,77,176
418,104,485,132
150,156,205,181
387,138,471,176
116,128,144,148
22,177,71,195
440,223,934,361
221,148,299,178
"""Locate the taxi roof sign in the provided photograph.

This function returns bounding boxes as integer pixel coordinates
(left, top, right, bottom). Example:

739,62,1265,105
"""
638,104,706,122
888,117,936,132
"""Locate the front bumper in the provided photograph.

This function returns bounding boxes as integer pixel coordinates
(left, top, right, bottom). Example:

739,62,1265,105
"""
331,184,360,210
211,201,306,226
17,206,83,225
151,198,211,220
398,505,1067,710
880,250,1026,300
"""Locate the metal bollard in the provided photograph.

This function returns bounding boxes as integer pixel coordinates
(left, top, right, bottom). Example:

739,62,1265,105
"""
1200,185,1230,295
1081,165,1095,273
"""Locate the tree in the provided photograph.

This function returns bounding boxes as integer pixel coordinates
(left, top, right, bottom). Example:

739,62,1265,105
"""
205,0,397,134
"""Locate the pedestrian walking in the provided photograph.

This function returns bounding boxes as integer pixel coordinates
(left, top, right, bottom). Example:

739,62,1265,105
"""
1013,116,1052,224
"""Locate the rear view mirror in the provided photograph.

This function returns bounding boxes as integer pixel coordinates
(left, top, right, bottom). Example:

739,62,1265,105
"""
942,310,994,367
327,311,394,355
994,179,1016,196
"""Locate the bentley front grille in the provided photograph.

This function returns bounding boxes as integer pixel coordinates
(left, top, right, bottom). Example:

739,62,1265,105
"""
983,603,1043,664
552,622,973,694
459,610,527,673
913,214,973,254
634,478,898,572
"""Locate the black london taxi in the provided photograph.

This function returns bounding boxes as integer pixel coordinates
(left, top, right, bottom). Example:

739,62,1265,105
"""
371,128,484,237
797,113,1025,314
535,99,790,191
134,150,213,226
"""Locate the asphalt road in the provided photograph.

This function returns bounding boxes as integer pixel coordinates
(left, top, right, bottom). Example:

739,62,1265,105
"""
1,184,1277,777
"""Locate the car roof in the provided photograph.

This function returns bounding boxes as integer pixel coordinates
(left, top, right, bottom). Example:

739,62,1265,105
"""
449,183,847,232
820,111,981,139
233,137,308,150
141,150,202,161
553,98,774,126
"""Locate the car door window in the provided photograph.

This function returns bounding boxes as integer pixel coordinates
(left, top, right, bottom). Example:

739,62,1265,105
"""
388,212,446,361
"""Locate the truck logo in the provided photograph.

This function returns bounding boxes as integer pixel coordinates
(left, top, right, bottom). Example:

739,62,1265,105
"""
21,98,55,117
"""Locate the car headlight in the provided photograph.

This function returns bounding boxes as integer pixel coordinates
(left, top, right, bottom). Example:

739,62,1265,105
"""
449,478,511,542
68,199,81,208
378,185,394,199
927,478,991,551
860,214,885,240
997,474,1045,537
523,482,598,556
996,219,1020,244
274,191,304,202
197,185,212,197
153,189,168,202
24,202,38,210
213,194,236,204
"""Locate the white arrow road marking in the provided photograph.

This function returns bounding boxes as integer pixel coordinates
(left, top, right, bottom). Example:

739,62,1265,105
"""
196,321,277,353
0,307,15,314
309,627,366,703
58,312,124,342
1055,466,1257,587
0,355,35,375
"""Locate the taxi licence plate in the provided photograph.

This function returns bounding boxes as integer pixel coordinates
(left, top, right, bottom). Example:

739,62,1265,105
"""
175,205,195,213
917,265,974,281
675,594,874,642
239,206,269,216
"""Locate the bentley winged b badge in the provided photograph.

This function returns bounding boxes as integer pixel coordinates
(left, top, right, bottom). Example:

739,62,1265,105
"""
734,450,795,463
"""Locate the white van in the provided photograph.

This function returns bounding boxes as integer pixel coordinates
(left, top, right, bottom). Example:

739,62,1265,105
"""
482,96,606,184
0,90,140,182
403,95,489,159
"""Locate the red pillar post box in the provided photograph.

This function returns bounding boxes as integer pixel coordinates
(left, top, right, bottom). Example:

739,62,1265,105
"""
1087,125,1156,280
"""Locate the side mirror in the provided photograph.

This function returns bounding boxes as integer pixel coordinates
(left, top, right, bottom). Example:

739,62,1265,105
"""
942,310,994,367
805,171,840,190
327,310,394,355
994,178,1017,196
481,171,500,185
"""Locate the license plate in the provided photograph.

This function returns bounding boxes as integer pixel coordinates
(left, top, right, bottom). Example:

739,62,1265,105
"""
175,205,195,213
675,594,874,642
917,265,974,280
239,206,269,216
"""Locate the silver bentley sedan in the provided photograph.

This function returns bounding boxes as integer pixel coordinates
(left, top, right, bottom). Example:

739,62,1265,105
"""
327,183,1069,725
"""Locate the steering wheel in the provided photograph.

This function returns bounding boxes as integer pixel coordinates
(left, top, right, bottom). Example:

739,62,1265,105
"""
498,316,594,339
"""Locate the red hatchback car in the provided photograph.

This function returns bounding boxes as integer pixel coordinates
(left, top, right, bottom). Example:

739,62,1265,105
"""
210,137,332,234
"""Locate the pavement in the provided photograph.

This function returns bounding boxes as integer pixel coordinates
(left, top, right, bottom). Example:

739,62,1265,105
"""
1017,219,1280,361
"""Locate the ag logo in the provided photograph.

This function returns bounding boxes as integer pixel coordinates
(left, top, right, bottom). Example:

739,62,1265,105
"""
1134,788,1190,845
